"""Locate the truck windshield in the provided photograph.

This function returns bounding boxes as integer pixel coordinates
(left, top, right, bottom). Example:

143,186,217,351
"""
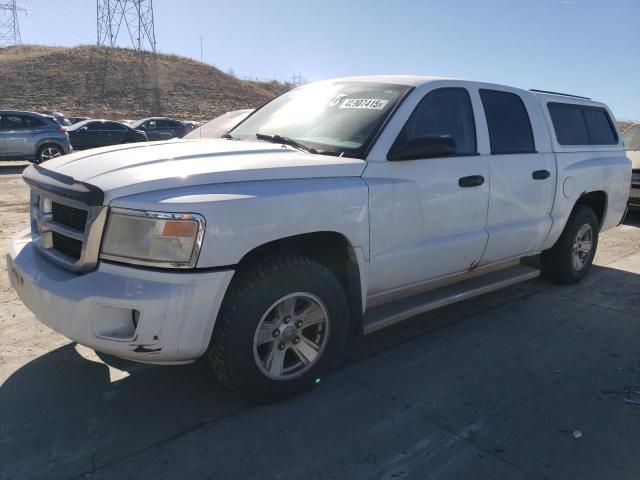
230,81,410,157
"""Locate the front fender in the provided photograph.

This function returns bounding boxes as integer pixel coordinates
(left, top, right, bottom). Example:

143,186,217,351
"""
109,177,370,268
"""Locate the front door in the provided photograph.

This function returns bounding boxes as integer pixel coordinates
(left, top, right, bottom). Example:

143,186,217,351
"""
364,86,490,297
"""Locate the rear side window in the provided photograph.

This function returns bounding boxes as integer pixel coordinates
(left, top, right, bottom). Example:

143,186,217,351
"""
480,89,535,154
548,103,618,146
158,120,181,128
397,87,477,155
104,122,126,131
2,115,45,128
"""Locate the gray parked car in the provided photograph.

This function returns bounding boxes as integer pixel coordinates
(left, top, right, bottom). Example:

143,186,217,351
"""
129,117,189,141
0,111,72,163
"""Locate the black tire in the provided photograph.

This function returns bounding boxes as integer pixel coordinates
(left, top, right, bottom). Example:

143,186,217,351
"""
541,205,599,284
208,255,349,403
36,144,64,164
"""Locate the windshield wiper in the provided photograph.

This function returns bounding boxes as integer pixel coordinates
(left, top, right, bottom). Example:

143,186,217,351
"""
221,132,237,140
255,133,318,154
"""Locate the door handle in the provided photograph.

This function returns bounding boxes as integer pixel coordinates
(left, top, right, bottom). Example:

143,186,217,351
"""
532,170,551,180
458,175,485,188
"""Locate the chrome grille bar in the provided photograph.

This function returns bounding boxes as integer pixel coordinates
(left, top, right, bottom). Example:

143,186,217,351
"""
29,187,108,273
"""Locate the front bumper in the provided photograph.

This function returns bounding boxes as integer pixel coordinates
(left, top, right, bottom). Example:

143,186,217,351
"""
7,231,234,364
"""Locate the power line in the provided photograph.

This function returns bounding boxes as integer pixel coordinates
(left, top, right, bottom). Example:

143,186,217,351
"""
0,0,26,47
97,0,156,53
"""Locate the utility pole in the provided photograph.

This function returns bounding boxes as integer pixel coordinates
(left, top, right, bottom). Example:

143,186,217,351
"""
200,35,203,63
97,0,157,53
95,0,161,114
0,0,26,47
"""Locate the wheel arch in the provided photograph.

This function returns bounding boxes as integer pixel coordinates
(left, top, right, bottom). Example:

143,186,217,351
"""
542,189,609,251
574,190,607,229
235,231,366,335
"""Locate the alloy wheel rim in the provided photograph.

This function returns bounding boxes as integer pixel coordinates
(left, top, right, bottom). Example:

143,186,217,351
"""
253,292,330,380
572,223,593,271
41,147,62,161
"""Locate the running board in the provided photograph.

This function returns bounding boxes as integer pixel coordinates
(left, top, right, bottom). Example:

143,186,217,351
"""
362,264,540,335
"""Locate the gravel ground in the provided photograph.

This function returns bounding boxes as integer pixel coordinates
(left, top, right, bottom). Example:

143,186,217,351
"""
1,162,640,480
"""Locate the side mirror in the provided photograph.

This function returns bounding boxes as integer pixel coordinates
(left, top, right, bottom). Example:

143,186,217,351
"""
79,126,88,132
387,135,457,161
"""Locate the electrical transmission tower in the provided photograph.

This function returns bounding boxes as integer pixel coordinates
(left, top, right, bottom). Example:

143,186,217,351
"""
97,0,157,53
0,0,26,47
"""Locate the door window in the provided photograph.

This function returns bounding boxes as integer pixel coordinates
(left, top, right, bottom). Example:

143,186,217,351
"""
2,115,44,129
480,89,535,154
103,122,127,132
395,87,477,155
85,122,102,131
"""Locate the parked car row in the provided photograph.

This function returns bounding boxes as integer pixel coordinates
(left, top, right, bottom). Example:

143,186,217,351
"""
0,110,216,162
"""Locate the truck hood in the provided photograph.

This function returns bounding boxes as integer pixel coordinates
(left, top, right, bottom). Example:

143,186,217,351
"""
38,139,366,203
628,150,640,170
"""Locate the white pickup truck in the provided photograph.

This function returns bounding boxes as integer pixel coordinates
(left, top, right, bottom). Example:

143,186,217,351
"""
7,76,631,401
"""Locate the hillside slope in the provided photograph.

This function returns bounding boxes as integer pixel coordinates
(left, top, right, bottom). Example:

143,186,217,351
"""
0,45,285,121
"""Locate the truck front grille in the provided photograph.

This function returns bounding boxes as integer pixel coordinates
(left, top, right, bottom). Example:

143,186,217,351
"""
52,202,88,232
51,231,83,259
30,190,108,272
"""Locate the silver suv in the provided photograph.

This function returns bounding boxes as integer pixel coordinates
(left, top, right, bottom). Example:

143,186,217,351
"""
0,111,72,163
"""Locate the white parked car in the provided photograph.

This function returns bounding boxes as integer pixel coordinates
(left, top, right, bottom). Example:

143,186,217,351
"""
7,76,631,401
622,123,640,208
183,109,253,139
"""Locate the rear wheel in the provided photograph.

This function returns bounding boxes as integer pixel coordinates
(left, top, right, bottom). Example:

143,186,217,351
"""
541,205,599,284
36,144,63,163
208,255,349,402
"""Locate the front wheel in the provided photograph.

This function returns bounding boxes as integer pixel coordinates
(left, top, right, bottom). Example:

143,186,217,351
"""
207,255,349,402
541,205,599,284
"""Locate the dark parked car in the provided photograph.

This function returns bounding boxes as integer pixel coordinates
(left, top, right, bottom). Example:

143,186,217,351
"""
68,116,89,125
0,111,71,163
67,120,147,150
130,117,189,140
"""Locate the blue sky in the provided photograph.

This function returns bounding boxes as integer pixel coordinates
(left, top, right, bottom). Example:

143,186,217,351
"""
14,0,640,121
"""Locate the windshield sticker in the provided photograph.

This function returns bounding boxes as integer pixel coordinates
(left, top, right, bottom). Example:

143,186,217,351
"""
339,98,389,110
329,94,348,106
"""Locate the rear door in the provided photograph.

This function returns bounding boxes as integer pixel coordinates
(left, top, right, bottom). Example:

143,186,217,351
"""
477,88,556,265
102,122,128,145
157,119,182,139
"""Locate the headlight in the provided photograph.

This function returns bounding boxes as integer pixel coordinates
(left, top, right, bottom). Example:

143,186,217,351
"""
100,208,205,268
